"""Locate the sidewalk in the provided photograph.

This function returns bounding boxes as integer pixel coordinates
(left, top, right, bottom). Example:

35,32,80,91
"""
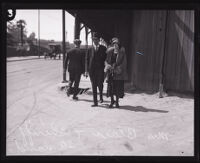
6,59,194,156
7,56,44,62
7,78,194,156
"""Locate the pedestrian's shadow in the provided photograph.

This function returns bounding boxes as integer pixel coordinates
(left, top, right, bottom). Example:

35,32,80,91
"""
78,99,94,103
78,99,110,103
78,99,169,113
95,105,169,113
118,105,169,113
85,91,107,96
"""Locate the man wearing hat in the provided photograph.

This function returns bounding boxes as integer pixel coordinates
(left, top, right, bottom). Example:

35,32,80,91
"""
64,39,84,100
86,32,107,107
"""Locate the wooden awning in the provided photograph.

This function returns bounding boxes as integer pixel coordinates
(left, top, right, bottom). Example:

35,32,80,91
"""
67,9,132,42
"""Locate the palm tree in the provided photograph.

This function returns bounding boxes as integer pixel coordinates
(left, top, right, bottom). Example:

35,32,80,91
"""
16,19,26,46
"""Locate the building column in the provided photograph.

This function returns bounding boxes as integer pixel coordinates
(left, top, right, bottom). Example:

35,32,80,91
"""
74,14,81,40
159,10,169,98
62,9,67,83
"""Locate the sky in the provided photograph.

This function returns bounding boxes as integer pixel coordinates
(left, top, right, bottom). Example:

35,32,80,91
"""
11,10,92,44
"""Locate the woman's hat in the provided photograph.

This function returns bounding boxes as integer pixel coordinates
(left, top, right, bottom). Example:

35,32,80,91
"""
74,39,82,44
111,37,120,44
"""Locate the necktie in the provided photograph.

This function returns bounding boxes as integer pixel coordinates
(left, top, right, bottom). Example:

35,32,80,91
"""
95,46,98,51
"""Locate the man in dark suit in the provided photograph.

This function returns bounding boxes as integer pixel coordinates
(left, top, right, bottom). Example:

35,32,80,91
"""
86,32,107,107
64,39,84,100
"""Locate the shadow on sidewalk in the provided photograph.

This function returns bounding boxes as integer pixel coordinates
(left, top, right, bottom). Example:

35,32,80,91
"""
77,98,169,113
118,105,169,113
86,91,107,96
78,99,110,103
90,104,169,113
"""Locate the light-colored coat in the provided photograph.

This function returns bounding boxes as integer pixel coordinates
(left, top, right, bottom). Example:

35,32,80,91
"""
105,46,128,80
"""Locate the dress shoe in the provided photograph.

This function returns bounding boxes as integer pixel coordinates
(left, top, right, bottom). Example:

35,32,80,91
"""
109,101,115,108
99,99,104,103
115,102,119,108
72,96,78,100
66,90,70,97
91,103,98,107
109,104,113,108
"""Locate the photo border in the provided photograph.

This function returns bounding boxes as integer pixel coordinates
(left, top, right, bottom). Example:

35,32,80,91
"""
1,0,199,162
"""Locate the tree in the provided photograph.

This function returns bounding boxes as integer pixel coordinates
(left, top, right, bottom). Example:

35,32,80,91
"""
7,21,18,46
29,32,36,40
27,32,36,45
7,20,28,47
7,33,15,46
16,19,27,46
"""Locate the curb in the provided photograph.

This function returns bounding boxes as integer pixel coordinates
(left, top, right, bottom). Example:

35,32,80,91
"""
7,57,43,62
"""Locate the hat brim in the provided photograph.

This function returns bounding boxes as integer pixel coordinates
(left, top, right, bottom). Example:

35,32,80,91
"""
74,41,81,44
92,37,100,40
112,41,119,44
111,37,120,44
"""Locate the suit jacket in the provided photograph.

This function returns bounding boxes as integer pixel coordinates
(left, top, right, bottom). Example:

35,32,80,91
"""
105,46,128,80
65,47,84,74
87,45,107,73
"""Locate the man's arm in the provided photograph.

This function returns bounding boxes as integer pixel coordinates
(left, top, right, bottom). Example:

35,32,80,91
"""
87,48,91,70
83,48,90,77
64,51,70,69
103,46,107,62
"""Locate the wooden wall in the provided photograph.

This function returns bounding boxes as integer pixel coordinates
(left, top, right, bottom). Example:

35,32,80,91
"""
164,10,194,94
129,10,194,94
130,10,167,92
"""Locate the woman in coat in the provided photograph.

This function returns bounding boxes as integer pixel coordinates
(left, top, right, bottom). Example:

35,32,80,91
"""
104,37,128,108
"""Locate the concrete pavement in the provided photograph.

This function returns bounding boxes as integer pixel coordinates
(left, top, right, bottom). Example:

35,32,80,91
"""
7,56,44,62
6,59,194,156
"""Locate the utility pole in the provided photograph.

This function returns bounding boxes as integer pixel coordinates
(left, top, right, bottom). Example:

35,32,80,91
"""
62,9,67,83
38,9,40,58
84,26,89,78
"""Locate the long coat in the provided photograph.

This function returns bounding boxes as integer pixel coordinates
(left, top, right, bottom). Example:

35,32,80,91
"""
87,45,107,73
105,46,128,81
64,47,85,74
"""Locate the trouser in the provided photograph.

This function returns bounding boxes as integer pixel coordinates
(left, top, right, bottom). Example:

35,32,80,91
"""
68,71,81,97
89,69,104,104
110,95,119,104
108,76,119,105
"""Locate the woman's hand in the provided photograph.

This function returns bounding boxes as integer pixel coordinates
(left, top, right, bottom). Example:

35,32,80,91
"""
113,63,116,68
104,64,112,72
107,64,112,69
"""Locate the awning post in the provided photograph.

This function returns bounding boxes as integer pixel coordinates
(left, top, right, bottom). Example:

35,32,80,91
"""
74,14,81,39
62,9,67,83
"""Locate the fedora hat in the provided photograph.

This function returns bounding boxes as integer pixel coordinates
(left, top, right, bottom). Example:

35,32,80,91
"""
92,32,100,39
74,39,81,44
111,37,120,44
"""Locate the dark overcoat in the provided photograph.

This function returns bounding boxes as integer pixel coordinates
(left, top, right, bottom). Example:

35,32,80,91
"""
65,47,85,74
87,45,107,73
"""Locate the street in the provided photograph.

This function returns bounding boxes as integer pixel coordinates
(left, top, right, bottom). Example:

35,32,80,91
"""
6,58,194,156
